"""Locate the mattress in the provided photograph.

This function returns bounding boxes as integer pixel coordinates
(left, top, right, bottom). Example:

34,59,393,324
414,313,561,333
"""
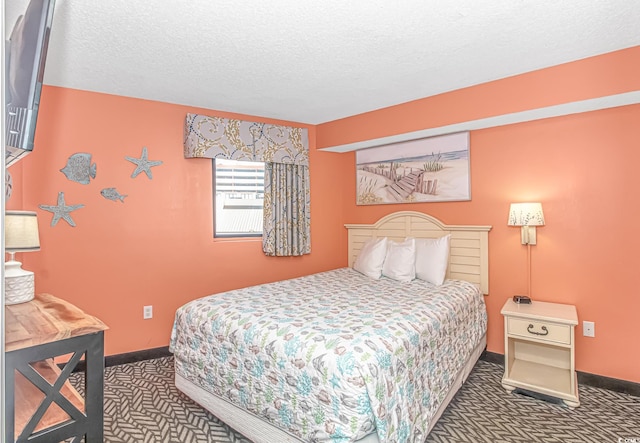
170,267,487,442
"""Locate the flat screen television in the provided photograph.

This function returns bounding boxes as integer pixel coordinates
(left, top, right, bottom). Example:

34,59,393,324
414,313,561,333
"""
5,0,56,166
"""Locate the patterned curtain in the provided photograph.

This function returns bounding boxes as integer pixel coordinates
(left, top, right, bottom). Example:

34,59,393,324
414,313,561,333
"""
184,113,311,256
262,162,311,256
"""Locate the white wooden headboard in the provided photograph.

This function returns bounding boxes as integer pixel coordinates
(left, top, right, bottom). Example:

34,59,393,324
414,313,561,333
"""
345,211,492,294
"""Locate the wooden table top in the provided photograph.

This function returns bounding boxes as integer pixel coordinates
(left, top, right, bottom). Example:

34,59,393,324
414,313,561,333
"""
5,293,108,353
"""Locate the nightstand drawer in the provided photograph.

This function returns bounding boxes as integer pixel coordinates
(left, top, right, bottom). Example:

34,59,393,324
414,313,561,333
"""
507,317,571,344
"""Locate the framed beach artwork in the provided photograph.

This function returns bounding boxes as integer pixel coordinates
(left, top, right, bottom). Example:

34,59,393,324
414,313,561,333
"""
356,131,470,205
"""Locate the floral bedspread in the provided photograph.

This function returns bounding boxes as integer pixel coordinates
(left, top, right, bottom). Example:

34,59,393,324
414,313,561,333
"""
170,268,487,443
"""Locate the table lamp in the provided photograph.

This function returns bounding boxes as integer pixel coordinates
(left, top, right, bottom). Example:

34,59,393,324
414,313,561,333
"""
5,210,41,305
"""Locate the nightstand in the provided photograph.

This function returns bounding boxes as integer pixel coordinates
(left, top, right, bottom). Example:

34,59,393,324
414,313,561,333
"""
501,298,579,408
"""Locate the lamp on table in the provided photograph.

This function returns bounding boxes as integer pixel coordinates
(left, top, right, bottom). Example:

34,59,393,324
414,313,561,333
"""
508,202,545,298
5,210,41,305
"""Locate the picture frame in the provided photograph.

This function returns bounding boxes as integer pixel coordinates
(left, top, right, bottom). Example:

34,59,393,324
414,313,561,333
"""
356,131,470,205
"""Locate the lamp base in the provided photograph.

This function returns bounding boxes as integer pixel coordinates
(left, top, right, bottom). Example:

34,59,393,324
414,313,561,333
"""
5,259,35,305
521,225,538,245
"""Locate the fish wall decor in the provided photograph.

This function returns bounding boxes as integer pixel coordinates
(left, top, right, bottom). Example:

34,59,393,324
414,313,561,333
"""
101,187,127,202
39,192,85,227
125,147,163,179
60,153,97,185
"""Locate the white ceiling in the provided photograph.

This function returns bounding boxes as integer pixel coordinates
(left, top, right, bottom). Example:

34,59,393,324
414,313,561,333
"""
6,0,640,125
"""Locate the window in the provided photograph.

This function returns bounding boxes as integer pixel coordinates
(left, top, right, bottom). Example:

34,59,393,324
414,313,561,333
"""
213,158,264,237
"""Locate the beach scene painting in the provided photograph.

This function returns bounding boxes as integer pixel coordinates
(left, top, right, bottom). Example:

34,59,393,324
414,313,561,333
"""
356,131,470,205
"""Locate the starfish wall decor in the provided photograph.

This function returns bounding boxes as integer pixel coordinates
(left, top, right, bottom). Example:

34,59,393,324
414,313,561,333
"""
125,147,163,179
39,192,85,227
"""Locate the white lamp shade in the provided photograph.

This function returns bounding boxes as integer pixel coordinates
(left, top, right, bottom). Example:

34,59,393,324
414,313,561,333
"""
5,211,41,252
507,203,545,227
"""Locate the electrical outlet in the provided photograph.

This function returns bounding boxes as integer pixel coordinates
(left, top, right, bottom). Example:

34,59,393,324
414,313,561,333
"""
143,305,153,320
583,320,595,337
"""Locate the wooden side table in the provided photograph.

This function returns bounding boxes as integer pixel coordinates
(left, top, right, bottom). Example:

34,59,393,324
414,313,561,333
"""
501,298,579,408
5,293,109,442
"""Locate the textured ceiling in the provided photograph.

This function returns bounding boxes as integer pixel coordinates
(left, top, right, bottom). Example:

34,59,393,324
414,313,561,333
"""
6,0,640,124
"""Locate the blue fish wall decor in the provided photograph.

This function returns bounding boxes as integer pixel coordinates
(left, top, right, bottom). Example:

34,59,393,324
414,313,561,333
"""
60,153,97,185
101,187,127,202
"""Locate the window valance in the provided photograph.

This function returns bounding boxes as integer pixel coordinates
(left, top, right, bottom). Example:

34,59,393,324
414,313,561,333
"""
184,113,309,166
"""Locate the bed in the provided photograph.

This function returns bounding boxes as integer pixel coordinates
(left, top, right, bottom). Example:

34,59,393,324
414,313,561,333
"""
170,211,491,442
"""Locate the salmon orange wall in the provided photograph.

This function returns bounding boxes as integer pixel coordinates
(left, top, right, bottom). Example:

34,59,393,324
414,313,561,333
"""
10,86,348,356
318,47,640,383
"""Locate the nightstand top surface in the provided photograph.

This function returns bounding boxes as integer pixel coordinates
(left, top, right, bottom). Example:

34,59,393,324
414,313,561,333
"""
501,299,578,324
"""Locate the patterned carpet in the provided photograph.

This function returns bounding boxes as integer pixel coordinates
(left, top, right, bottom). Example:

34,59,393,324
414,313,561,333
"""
70,357,640,442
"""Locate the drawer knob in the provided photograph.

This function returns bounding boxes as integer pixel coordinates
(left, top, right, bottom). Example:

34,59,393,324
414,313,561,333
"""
527,324,549,336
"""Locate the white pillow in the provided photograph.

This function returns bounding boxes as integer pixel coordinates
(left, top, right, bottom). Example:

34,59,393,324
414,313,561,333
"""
414,235,451,285
353,237,388,279
382,239,416,282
